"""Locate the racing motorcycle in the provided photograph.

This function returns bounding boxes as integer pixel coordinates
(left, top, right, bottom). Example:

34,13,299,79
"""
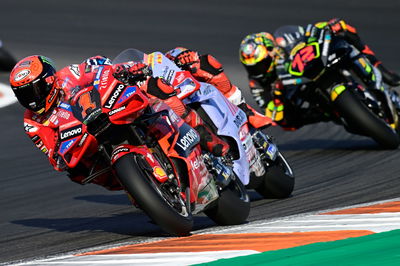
54,68,250,236
273,25,400,149
114,49,295,199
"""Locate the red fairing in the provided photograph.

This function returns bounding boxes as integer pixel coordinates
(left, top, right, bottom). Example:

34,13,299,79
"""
104,84,150,125
111,144,168,183
23,110,60,169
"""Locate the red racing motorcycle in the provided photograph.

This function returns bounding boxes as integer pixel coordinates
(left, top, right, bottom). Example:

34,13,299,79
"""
54,66,250,236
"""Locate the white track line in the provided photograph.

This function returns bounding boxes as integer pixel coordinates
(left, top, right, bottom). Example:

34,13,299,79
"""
12,199,400,265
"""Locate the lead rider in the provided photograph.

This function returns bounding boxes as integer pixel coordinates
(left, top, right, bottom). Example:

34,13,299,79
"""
9,55,229,188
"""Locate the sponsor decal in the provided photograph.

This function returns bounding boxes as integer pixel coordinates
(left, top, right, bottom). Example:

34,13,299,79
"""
108,106,126,116
61,77,70,89
47,88,57,103
83,108,102,125
146,153,155,163
176,128,199,151
111,147,130,159
69,64,81,79
78,132,89,147
160,66,175,83
93,66,104,88
190,154,203,170
153,166,167,179
266,144,277,160
168,109,180,123
40,146,48,155
175,72,185,84
49,114,59,125
14,69,31,82
35,140,43,148
202,84,213,95
99,69,111,90
31,135,40,143
19,60,32,67
156,54,163,64
233,111,247,128
60,125,82,141
57,109,71,120
104,84,125,109
59,102,72,111
24,122,39,132
117,86,137,104
59,138,77,155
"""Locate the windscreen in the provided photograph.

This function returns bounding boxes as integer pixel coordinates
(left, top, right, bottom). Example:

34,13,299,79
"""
113,48,146,64
274,25,305,52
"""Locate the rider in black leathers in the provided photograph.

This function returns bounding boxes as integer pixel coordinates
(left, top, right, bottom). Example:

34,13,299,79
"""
239,18,400,130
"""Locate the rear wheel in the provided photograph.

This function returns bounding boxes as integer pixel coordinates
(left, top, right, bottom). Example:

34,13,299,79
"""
114,153,193,236
256,152,295,199
334,89,400,149
204,175,250,225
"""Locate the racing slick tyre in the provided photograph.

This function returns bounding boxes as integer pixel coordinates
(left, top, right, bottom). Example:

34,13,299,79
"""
256,152,295,199
334,89,400,149
204,175,250,225
114,153,193,236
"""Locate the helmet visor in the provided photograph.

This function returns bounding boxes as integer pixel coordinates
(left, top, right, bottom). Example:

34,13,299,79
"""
243,56,273,76
12,78,52,112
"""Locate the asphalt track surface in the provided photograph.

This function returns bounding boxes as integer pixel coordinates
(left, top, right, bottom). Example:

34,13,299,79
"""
1,0,400,264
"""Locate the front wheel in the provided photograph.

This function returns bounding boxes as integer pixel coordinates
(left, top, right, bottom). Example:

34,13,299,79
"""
114,153,193,236
334,89,400,149
256,152,295,199
204,175,250,225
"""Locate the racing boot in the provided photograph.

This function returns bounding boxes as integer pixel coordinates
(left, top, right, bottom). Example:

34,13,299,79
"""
182,108,229,157
228,85,275,129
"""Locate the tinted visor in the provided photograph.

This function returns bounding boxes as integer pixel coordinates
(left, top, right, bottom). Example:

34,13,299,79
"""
13,78,52,112
243,56,273,76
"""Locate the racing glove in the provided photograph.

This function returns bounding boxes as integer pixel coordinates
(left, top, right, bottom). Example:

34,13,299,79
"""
113,63,153,85
174,50,200,71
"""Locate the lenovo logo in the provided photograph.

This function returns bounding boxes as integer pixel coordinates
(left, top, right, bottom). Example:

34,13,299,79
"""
60,125,82,140
104,84,125,109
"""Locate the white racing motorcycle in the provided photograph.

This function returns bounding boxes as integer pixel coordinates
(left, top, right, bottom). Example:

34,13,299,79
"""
114,49,295,199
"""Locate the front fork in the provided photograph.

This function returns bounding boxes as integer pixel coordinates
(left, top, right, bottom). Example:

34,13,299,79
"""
239,123,267,178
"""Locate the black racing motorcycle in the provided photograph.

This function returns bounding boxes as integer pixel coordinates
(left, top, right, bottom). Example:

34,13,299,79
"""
273,25,400,149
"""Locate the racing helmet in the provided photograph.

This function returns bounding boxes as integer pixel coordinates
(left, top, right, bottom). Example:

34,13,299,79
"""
239,32,276,76
10,55,58,114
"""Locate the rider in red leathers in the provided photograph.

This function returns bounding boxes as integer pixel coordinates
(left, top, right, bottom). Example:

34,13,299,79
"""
10,55,229,189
